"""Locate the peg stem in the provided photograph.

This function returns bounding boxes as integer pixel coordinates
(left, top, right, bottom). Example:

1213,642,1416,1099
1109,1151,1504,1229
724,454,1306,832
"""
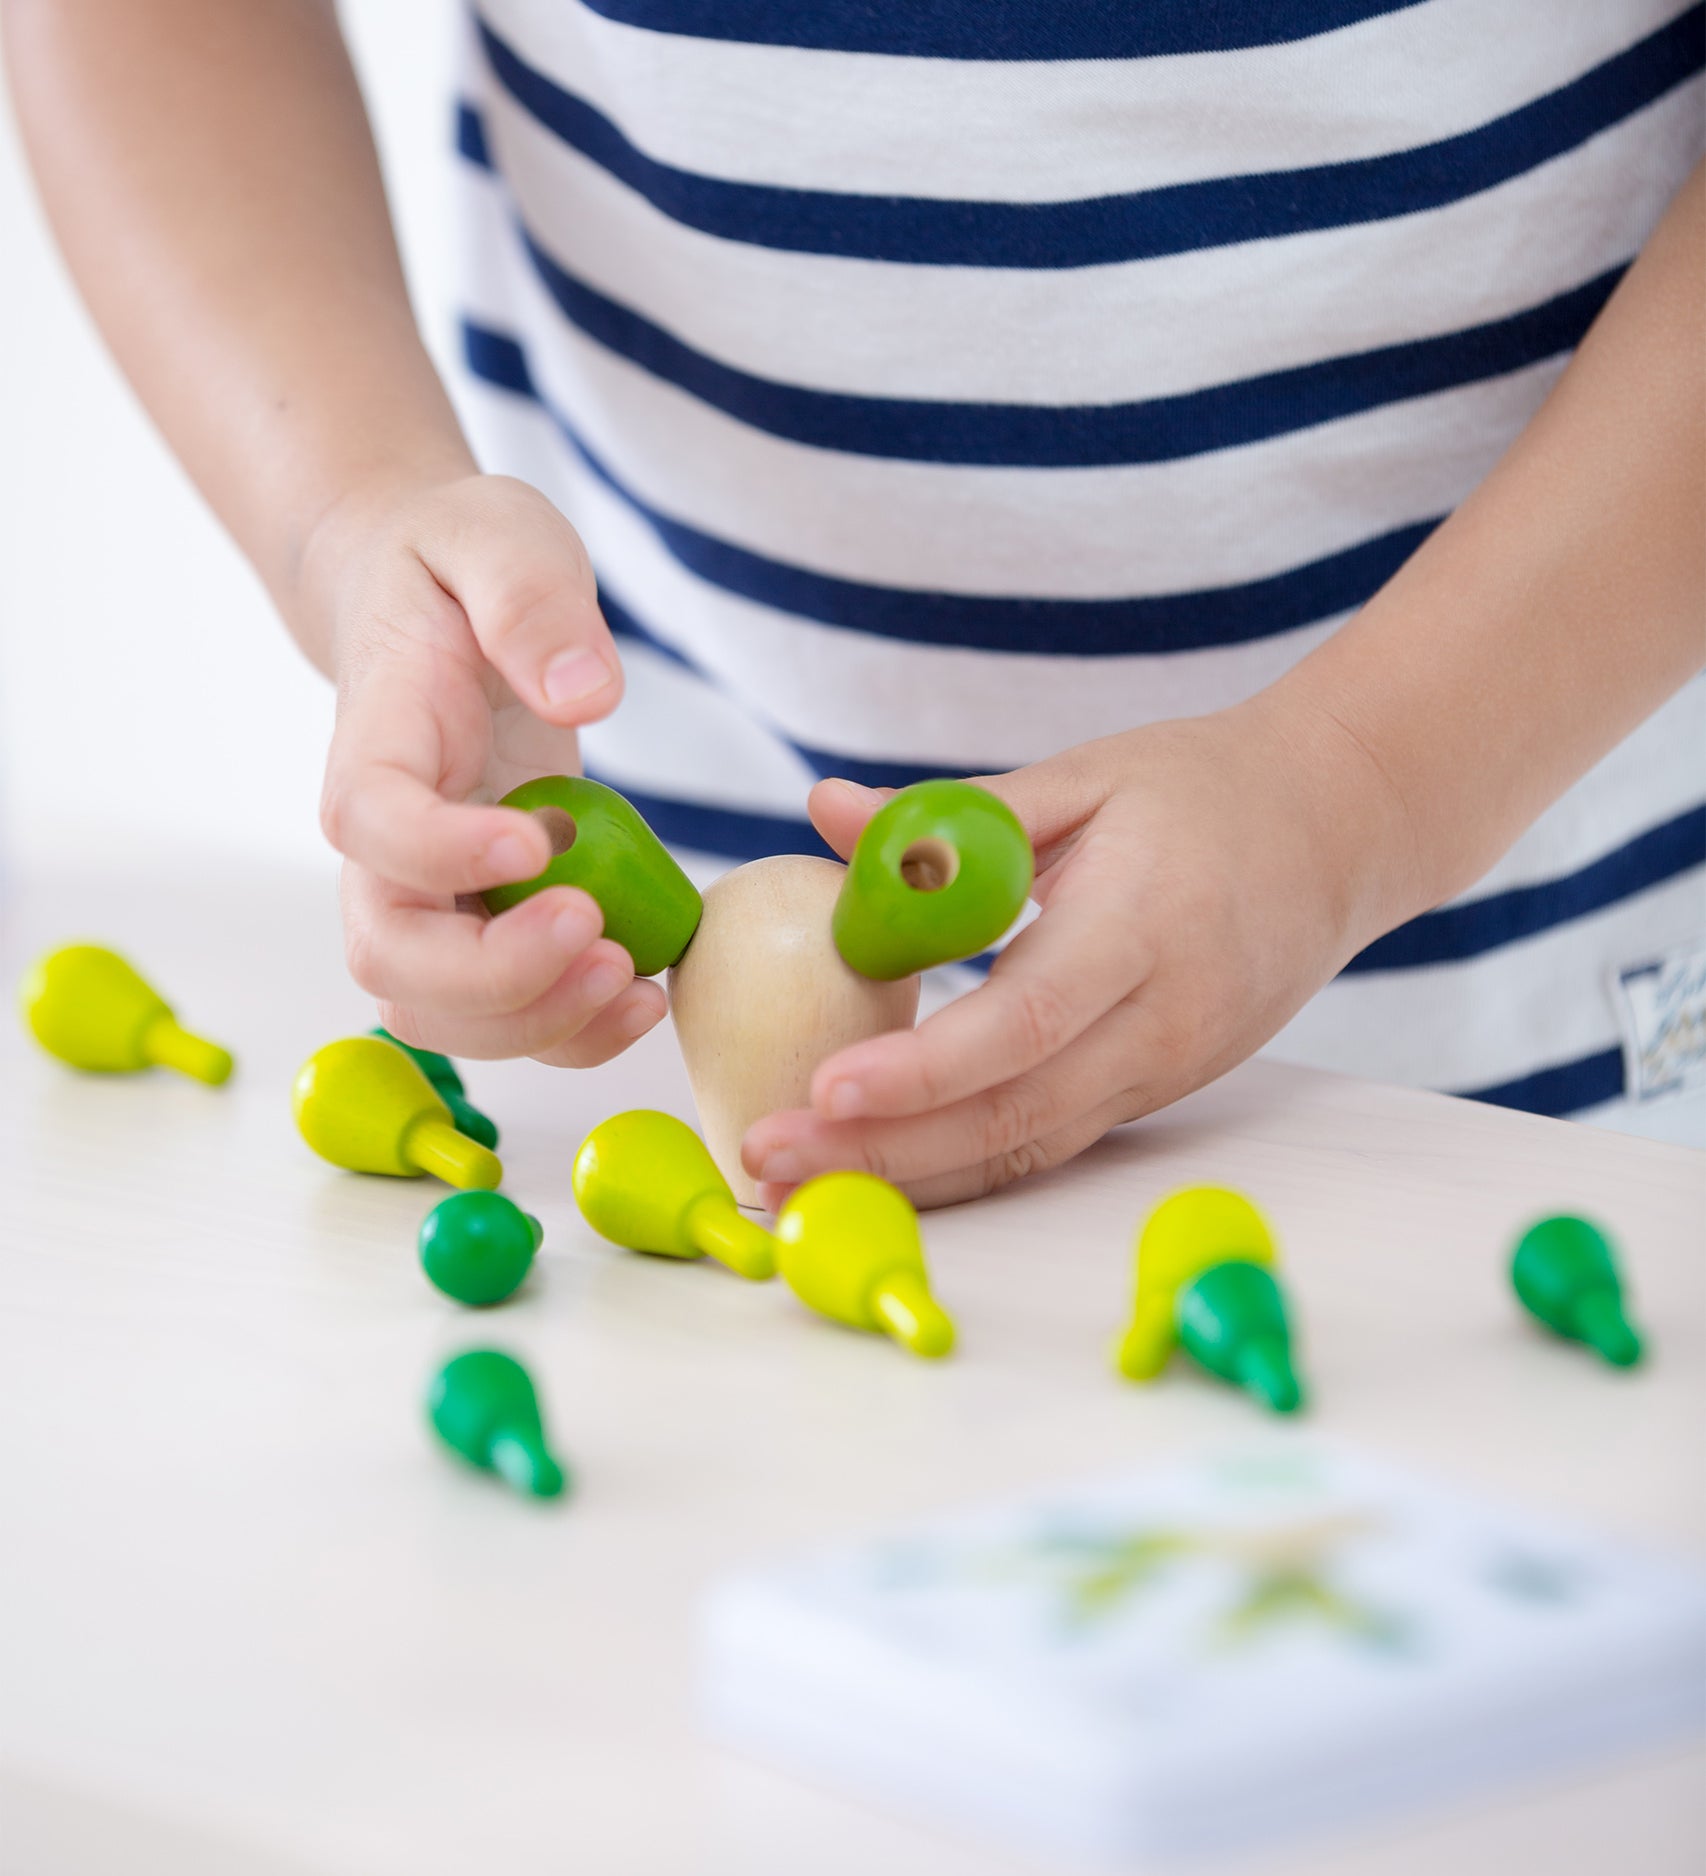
685,1194,777,1280
1572,1289,1643,1367
1233,1334,1304,1414
1114,1298,1176,1382
406,1116,503,1190
490,1432,566,1500
141,1014,234,1085
872,1270,956,1358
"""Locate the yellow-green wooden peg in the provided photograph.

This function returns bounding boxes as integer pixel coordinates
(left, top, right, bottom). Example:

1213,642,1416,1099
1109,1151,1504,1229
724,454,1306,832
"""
1114,1185,1278,1381
774,1171,956,1358
293,1036,502,1188
372,1028,499,1149
19,943,234,1084
571,1109,775,1279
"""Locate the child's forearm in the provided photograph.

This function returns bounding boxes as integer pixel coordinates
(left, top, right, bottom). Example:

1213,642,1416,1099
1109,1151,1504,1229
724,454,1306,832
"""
1271,160,1706,927
2,0,474,673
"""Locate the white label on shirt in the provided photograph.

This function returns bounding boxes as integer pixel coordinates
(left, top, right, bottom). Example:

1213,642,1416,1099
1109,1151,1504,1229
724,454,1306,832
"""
1613,938,1706,1103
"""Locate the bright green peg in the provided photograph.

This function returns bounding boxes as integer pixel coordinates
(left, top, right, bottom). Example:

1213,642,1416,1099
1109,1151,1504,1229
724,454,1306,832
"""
19,943,234,1084
1114,1186,1307,1413
293,1036,502,1189
572,1110,775,1279
831,779,1034,980
372,1028,499,1149
480,776,703,976
420,1191,542,1305
1512,1215,1644,1368
427,1350,567,1500
1175,1260,1305,1414
774,1171,956,1358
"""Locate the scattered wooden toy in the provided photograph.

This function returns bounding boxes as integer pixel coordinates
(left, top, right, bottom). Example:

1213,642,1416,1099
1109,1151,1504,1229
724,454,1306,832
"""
572,1109,776,1280
479,775,702,975
832,779,1033,980
373,1028,499,1149
1511,1214,1644,1368
427,1349,567,1500
774,1172,956,1358
1115,1186,1305,1414
292,1036,502,1189
669,855,919,1203
420,1190,542,1305
20,942,234,1085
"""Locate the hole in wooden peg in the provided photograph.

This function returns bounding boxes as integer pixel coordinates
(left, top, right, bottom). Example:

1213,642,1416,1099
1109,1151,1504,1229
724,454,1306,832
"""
534,807,578,856
899,838,959,893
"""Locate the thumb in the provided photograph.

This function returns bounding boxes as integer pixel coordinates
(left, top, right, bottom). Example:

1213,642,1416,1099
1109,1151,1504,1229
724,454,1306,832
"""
421,477,624,727
806,778,893,860
809,755,1098,876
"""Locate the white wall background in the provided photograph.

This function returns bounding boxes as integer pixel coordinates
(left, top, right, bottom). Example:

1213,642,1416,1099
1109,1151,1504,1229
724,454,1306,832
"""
0,1,460,873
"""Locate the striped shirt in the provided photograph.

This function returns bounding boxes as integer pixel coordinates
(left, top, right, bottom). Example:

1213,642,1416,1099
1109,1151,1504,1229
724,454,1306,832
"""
449,1,1706,1132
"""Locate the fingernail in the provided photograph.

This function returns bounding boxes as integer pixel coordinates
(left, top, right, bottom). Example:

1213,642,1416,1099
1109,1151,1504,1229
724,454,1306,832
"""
583,960,629,1004
828,777,882,805
485,832,540,881
551,903,595,949
543,649,615,708
760,1149,805,1185
621,997,662,1038
821,1079,865,1119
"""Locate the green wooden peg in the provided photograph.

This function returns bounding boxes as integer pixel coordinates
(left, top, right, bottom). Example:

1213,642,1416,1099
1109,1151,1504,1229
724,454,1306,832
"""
1511,1215,1644,1368
427,1350,567,1500
480,776,702,977
1174,1259,1306,1414
419,1191,543,1306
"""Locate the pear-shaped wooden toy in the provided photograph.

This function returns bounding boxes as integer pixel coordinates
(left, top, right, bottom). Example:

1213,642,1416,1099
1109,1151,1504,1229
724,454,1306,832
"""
373,1027,499,1149
774,1171,956,1358
832,779,1033,980
427,1349,567,1500
1511,1214,1644,1368
1115,1186,1305,1414
668,855,919,1204
20,943,234,1084
480,775,702,976
293,1036,502,1189
572,1109,776,1280
419,1190,542,1305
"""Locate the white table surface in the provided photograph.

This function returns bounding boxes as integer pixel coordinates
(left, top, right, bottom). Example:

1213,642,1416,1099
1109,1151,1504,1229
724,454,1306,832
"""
1,860,1702,1876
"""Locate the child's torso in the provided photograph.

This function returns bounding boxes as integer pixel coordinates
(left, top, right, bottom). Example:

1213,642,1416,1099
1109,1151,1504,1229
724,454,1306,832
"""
453,0,1706,1120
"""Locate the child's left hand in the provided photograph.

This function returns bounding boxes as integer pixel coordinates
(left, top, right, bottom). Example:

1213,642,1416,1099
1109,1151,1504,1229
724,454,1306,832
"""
741,699,1420,1209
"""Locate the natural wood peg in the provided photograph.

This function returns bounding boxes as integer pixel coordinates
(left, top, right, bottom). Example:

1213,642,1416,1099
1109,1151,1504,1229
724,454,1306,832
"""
667,855,920,1206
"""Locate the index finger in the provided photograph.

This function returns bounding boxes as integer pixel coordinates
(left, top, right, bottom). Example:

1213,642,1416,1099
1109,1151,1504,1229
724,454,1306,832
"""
320,667,550,896
808,855,1151,1120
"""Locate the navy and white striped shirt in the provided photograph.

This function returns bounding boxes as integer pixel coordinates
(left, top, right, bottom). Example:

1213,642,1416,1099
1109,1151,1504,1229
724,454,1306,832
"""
449,1,1706,1130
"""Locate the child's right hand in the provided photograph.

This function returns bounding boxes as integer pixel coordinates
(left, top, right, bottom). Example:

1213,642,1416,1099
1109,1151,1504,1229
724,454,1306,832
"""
303,473,667,1064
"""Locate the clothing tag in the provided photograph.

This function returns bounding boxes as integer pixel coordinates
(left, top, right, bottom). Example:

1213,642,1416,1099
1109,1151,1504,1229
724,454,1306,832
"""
1612,938,1706,1103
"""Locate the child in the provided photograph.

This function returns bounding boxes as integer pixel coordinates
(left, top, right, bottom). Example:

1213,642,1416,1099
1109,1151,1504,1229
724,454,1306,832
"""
7,1,1702,1204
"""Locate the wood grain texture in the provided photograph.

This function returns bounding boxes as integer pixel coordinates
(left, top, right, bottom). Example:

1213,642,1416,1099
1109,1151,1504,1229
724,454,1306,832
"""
667,855,920,1204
